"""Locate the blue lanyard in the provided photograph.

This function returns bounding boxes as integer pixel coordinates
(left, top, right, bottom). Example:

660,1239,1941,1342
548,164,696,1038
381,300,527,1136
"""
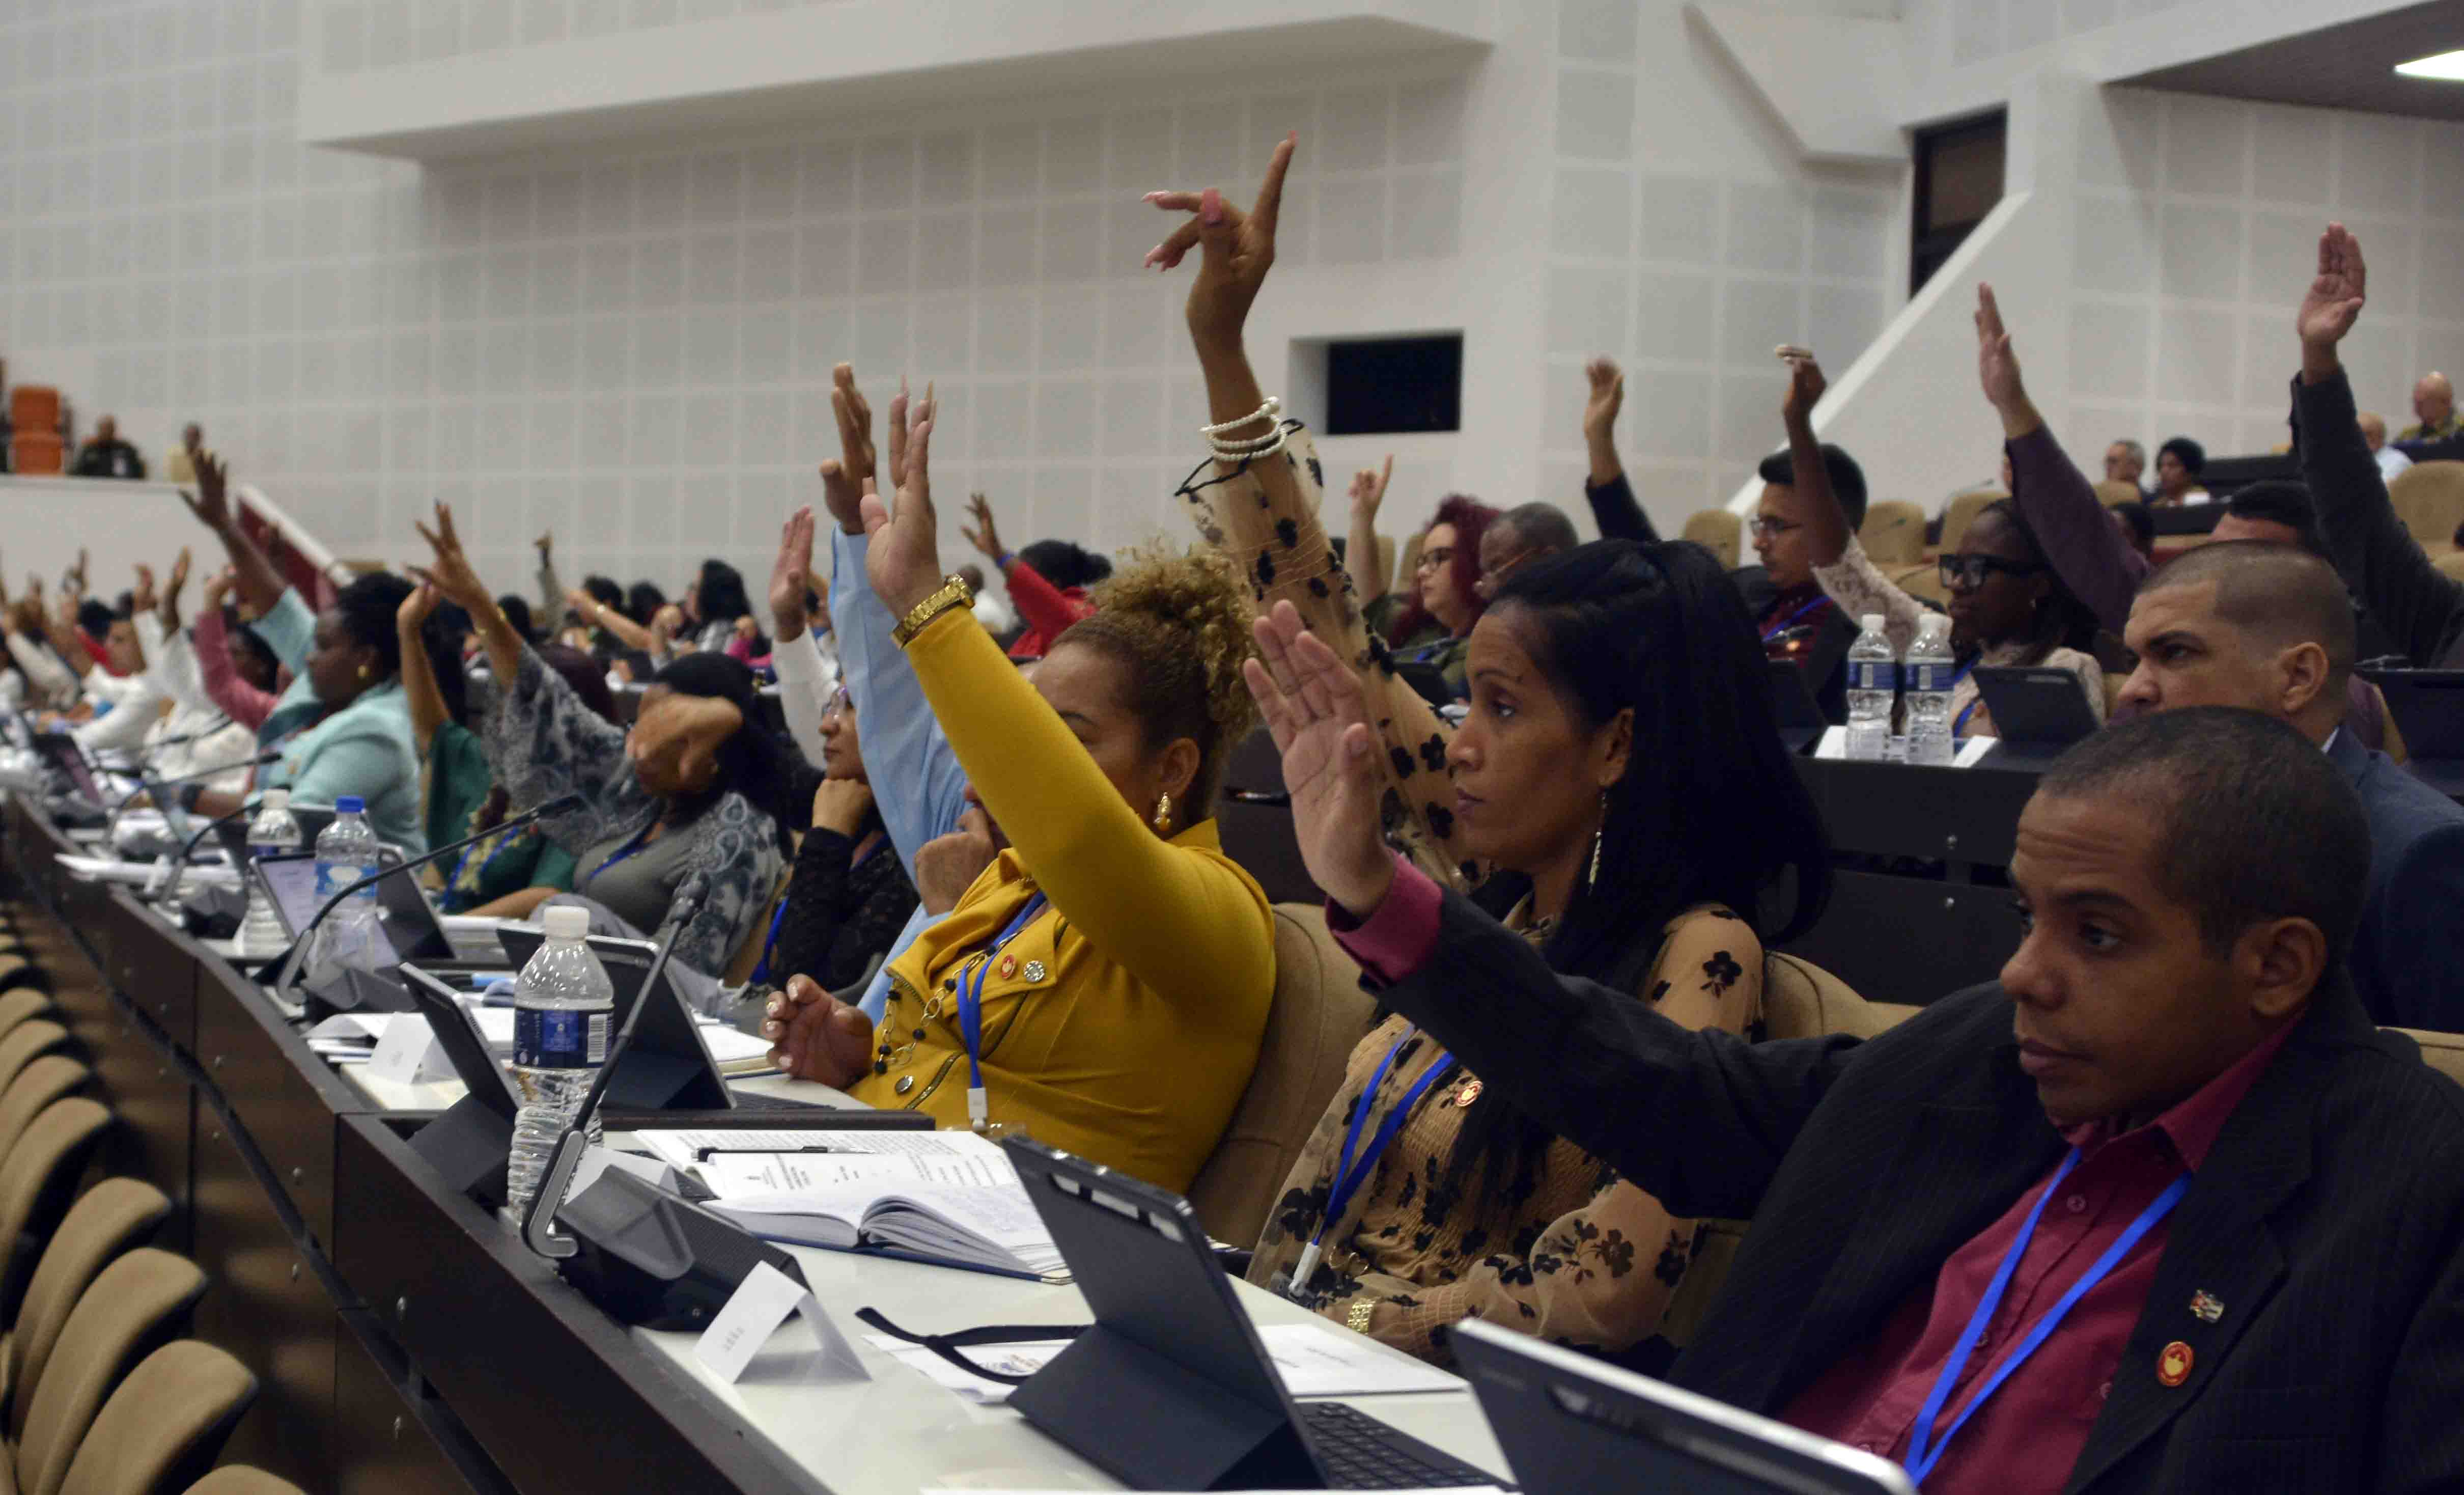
1289,1031,1455,1293
446,822,526,899
1761,595,1830,644
588,822,657,884
751,831,889,987
1946,660,1982,736
957,892,1050,1128
1902,1148,2191,1486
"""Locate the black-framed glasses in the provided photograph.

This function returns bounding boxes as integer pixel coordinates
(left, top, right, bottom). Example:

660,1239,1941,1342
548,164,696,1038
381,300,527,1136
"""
1415,545,1457,573
1938,552,2047,589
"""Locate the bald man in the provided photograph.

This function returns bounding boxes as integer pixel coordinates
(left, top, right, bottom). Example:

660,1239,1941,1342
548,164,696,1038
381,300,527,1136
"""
2360,411,2413,484
2401,371,2460,442
2118,542,2464,1031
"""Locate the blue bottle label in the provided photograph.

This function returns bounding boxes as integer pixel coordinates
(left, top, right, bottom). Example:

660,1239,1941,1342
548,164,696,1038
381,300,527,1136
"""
1908,663,1953,693
515,1008,608,1069
1849,662,1898,693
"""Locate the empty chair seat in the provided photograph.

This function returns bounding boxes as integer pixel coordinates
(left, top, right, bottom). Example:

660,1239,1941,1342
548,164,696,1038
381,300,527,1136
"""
1681,509,1742,570
0,998,49,1044
56,1343,255,1495
1858,501,1925,565
2390,462,2464,552
0,1030,68,1106
2093,480,2143,508
0,1179,170,1431
1935,490,2002,555
0,1064,87,1179
8,440,63,478
0,1102,113,1323
5,390,59,435
14,1250,208,1495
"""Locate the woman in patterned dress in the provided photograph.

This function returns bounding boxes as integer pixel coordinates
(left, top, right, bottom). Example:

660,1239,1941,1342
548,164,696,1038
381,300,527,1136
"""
1148,134,1831,1366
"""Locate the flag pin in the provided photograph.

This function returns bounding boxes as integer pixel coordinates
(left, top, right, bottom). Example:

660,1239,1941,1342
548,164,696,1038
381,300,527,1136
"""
2157,1341,2194,1387
2189,1291,2224,1323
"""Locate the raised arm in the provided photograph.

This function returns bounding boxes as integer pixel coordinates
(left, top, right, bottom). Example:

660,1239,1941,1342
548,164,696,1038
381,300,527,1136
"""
1147,132,1472,885
533,533,564,628
394,580,452,758
999,553,1094,648
815,366,970,876
177,454,286,618
2293,223,2464,667
1343,458,1392,607
190,576,278,731
1978,285,2142,633
1782,350,1853,569
1581,357,1659,543
862,388,1270,1004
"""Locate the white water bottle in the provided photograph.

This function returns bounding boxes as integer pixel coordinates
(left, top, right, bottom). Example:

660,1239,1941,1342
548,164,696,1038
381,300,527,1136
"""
1843,614,1897,762
505,905,616,1222
308,795,386,979
236,789,300,958
1903,614,1958,767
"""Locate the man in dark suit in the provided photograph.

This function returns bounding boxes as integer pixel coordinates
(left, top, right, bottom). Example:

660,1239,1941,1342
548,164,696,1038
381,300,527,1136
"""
1245,601,2464,1492
2114,540,2464,1032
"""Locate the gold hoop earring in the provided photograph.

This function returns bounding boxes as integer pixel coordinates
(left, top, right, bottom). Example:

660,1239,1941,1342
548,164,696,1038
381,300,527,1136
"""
1152,790,1172,833
357,663,372,681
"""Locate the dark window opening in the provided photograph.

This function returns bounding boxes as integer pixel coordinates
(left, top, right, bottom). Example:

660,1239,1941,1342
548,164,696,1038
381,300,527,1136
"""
1911,112,2006,296
1325,335,1463,436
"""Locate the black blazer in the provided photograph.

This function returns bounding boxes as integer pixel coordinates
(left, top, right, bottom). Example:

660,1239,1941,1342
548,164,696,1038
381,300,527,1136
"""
1376,890,2464,1494
2328,727,2464,1032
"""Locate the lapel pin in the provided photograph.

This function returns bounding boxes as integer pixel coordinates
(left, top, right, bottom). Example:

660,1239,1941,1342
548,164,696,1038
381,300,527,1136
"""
996,955,1018,980
1453,1078,1483,1108
1022,960,1046,983
2189,1291,2224,1323
2157,1341,2194,1387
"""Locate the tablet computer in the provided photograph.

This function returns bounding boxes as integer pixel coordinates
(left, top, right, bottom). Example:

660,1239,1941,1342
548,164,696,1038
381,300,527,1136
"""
1971,665,2101,757
1452,1318,1917,1494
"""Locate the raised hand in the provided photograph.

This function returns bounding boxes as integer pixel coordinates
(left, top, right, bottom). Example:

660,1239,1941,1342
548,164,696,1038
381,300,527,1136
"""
817,364,877,536
1241,600,1394,917
201,568,233,614
1347,457,1392,521
1144,132,1298,350
628,691,741,793
68,549,88,595
2299,222,2367,365
180,452,232,533
650,603,685,641
130,564,158,618
960,492,1006,564
1972,284,2029,410
769,506,817,635
410,503,496,619
164,547,190,607
860,383,945,618
1584,356,1626,442
762,977,874,1086
534,531,553,558
398,578,440,633
1779,347,1826,430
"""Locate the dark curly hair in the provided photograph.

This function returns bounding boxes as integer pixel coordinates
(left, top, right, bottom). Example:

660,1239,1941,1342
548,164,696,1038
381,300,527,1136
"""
1018,539,1114,593
331,572,417,680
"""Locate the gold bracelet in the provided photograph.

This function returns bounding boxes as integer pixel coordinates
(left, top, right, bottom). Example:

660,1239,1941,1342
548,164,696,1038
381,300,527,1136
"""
892,574,974,647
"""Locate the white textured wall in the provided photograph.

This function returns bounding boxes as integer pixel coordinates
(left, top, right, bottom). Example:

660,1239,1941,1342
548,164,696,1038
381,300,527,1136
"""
0,0,1909,599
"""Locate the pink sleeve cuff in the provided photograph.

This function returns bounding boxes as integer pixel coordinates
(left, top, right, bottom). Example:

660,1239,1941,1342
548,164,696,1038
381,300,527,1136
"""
1327,852,1445,984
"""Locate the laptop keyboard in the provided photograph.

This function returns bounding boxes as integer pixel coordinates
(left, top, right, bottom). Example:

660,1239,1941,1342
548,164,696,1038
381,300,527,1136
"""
1300,1400,1497,1489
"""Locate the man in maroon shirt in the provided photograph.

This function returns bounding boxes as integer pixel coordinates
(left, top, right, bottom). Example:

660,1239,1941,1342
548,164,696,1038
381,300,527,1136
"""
1246,604,2464,1494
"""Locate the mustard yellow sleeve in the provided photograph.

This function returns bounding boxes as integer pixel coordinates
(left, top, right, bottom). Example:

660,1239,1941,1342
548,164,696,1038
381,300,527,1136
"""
902,607,1273,1005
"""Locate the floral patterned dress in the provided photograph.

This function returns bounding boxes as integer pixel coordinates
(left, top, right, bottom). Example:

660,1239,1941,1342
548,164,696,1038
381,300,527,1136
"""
1246,905,1762,1365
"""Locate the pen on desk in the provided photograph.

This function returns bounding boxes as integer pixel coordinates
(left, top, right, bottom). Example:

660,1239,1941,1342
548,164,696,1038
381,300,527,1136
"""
693,1143,851,1160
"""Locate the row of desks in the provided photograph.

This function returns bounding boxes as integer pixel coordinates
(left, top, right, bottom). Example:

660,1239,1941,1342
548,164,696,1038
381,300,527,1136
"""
0,793,1511,1495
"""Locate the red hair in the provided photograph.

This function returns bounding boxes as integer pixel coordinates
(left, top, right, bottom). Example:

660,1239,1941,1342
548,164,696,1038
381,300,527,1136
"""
1384,494,1500,646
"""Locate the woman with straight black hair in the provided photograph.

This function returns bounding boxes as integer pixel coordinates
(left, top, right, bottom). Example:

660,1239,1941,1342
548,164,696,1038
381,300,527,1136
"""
1244,538,1831,1366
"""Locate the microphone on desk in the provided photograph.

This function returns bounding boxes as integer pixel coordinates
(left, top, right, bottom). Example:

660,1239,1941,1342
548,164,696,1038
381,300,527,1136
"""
277,791,589,1013
105,749,280,846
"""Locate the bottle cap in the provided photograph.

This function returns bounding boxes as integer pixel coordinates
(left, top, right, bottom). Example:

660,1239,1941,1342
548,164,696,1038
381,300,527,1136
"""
1861,614,1885,632
335,795,366,814
543,905,591,940
259,789,290,812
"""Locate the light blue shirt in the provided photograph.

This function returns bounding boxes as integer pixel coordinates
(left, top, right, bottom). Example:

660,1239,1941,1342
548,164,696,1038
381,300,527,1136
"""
831,527,967,1019
252,588,426,851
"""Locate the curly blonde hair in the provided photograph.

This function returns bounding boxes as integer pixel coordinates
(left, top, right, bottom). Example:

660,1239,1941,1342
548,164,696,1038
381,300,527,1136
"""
1055,543,1263,813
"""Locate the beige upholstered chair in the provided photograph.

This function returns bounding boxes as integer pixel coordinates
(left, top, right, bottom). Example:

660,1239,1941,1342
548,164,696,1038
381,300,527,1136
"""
2390,462,2464,552
1681,510,1743,570
2093,480,2143,509
1859,501,1926,566
1185,904,1375,1249
13,1250,208,1495
1935,490,2003,556
54,1343,256,1495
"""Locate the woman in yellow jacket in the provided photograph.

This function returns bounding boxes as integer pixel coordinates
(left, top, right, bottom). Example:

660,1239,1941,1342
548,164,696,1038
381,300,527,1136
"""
763,377,1275,1194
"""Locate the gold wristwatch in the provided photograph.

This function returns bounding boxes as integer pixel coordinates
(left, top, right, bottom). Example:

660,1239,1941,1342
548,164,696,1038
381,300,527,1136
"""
892,574,975,646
